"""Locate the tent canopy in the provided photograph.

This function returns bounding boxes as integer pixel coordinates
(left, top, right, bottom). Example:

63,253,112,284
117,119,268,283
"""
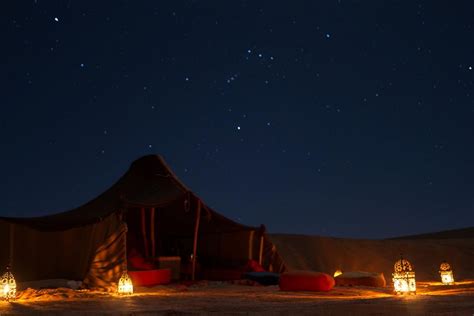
1,155,253,234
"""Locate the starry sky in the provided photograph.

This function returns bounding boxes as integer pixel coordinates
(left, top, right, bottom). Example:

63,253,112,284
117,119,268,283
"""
1,1,473,239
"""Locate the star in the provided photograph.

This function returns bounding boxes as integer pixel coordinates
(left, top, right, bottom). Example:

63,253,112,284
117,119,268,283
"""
237,126,241,130
325,33,331,38
469,66,472,70
54,17,59,22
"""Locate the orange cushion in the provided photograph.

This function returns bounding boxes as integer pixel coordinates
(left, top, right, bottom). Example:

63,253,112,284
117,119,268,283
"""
279,271,335,292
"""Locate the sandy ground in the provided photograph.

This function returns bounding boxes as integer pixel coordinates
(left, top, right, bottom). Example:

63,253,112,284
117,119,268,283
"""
0,281,473,315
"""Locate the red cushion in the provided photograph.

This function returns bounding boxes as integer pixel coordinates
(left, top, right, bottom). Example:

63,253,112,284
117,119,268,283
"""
246,260,265,272
129,269,171,286
128,256,156,270
279,271,335,292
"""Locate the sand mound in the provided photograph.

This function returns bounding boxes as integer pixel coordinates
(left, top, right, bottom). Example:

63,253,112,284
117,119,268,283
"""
268,232,474,282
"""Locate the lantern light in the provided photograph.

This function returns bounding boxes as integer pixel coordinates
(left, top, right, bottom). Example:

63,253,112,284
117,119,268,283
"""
0,265,16,301
392,255,416,294
117,271,133,295
333,270,343,277
439,262,454,285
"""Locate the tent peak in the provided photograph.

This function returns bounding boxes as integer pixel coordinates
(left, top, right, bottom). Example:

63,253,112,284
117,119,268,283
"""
129,154,190,192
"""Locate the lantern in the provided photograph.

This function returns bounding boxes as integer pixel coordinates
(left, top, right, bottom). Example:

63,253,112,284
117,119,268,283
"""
392,256,416,294
117,271,133,295
0,266,16,301
439,262,454,285
333,270,343,277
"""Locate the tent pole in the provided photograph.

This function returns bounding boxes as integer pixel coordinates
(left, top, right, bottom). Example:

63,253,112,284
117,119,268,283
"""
258,225,265,266
141,207,149,258
258,235,264,265
191,199,201,281
150,207,156,260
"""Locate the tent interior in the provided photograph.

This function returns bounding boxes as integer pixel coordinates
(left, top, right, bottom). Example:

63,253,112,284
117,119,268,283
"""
123,193,285,281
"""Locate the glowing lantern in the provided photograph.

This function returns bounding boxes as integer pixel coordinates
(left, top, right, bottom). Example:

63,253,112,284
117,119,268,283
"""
333,270,343,277
117,271,133,295
0,266,16,301
392,256,416,294
439,262,454,285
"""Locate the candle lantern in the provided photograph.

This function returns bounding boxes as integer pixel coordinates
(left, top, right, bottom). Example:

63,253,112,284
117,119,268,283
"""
0,266,16,301
439,262,454,285
392,255,416,294
117,271,133,295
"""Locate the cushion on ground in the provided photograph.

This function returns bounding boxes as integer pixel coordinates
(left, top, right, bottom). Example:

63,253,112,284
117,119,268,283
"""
245,260,266,272
279,271,335,291
129,269,171,286
243,272,280,285
128,256,156,270
335,271,386,287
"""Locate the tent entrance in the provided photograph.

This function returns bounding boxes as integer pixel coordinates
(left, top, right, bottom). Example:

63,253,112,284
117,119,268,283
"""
123,206,196,279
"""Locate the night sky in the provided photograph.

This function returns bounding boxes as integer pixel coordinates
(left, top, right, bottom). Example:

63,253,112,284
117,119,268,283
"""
1,1,473,238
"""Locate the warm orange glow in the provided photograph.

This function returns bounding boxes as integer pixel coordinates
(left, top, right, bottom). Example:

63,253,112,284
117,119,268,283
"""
0,269,16,301
117,271,133,295
439,262,454,285
334,270,343,277
392,258,416,294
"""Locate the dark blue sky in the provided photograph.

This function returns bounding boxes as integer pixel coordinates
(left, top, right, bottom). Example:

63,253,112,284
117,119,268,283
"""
1,1,473,238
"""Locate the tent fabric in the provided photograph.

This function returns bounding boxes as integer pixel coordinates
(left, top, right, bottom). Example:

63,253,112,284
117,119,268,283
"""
0,212,125,286
0,155,283,287
0,155,187,232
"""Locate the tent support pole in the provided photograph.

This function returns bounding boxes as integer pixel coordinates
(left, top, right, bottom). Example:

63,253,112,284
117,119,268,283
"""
258,225,266,266
258,235,264,265
191,199,201,281
150,207,156,260
141,207,149,258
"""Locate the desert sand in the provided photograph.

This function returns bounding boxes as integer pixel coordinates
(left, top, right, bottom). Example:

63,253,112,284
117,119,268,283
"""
0,280,473,315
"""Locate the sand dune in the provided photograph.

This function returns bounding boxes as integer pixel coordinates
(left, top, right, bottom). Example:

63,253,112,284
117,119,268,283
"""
269,227,474,282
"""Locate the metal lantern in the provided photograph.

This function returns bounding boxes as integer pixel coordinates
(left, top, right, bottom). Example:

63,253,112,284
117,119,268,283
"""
439,262,454,285
117,271,133,295
392,255,416,294
0,266,16,301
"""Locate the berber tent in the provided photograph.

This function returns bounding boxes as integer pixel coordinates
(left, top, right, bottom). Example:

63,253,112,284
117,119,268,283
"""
0,155,285,288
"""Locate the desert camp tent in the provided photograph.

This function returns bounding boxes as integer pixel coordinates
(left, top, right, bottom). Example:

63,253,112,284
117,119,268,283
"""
0,155,284,288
